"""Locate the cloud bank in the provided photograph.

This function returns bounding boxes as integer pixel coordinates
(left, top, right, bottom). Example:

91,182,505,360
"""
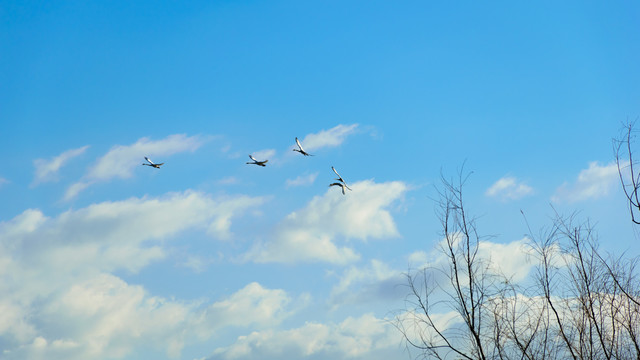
0,191,274,359
3,278,298,360
208,313,400,360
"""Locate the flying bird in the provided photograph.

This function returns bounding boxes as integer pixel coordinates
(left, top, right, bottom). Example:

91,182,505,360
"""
246,154,268,167
142,157,164,169
331,166,351,191
329,182,349,195
292,137,313,156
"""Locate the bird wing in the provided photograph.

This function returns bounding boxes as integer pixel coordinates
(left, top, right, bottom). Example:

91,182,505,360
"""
145,157,155,165
332,166,342,179
295,137,305,151
249,155,257,162
330,183,346,194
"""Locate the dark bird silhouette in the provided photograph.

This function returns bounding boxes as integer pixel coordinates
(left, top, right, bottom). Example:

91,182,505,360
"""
246,154,268,167
292,137,313,156
142,157,164,169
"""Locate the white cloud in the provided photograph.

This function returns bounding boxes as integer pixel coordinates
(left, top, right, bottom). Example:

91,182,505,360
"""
65,134,205,200
485,176,533,201
411,236,534,285
39,273,190,359
0,192,267,357
477,238,533,282
328,237,533,310
407,250,429,266
552,162,619,203
0,191,265,306
1,277,298,360
32,145,89,185
244,180,407,264
0,189,304,359
247,230,361,265
329,259,405,308
285,172,318,188
208,313,401,360
195,282,302,336
64,192,256,268
298,124,359,152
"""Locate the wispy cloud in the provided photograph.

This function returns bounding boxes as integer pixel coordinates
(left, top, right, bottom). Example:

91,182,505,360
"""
217,176,239,185
64,134,205,200
243,180,407,265
32,145,89,186
285,172,318,188
63,181,91,201
485,176,533,201
0,177,9,188
179,255,217,273
552,162,619,203
297,124,359,152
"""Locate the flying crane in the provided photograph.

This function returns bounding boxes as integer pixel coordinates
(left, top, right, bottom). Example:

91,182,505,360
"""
292,137,313,156
329,166,352,195
246,154,268,167
142,157,164,169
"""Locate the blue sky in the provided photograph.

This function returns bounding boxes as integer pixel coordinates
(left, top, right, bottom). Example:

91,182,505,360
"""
1,1,639,359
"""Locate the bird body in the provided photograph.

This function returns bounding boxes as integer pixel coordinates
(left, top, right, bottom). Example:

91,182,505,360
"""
246,154,268,167
293,137,312,156
142,157,164,168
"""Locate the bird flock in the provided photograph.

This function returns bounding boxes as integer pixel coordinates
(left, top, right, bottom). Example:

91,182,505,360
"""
143,137,352,195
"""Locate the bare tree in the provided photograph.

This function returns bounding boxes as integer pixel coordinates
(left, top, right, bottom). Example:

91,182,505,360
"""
396,171,640,360
395,171,508,360
614,121,640,224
